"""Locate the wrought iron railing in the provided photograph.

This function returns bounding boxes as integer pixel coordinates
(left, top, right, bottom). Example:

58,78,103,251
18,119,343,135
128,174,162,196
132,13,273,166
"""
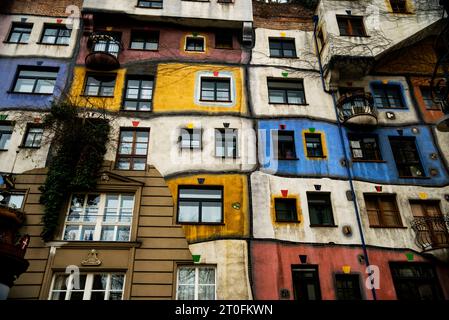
88,33,122,58
411,215,449,250
337,93,377,123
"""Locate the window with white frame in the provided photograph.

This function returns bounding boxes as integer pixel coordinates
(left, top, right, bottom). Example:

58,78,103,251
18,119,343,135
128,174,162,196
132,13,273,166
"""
50,273,125,300
176,266,216,300
62,193,134,241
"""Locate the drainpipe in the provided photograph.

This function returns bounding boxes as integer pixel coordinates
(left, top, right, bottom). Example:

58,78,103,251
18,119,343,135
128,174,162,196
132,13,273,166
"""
312,15,377,300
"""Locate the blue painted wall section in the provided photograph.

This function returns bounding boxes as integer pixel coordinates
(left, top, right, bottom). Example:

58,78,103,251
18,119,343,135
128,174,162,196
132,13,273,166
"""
258,119,449,186
0,58,69,110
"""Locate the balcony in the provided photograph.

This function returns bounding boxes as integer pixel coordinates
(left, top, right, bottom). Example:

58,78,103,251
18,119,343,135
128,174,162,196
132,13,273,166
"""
411,215,449,262
0,205,29,296
85,33,122,71
337,93,378,127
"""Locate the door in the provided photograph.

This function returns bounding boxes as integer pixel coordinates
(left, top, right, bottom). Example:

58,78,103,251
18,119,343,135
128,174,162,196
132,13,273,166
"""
292,266,322,300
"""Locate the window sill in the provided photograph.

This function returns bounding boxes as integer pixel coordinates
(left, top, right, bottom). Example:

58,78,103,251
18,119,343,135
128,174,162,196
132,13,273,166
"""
180,147,203,151
377,107,407,110
275,220,301,223
185,50,205,53
199,99,233,103
214,156,240,159
136,6,163,9
352,159,386,163
120,109,153,113
269,103,309,106
3,41,28,44
307,156,327,159
18,145,41,149
36,42,70,46
177,222,225,226
0,149,8,152
215,46,234,50
310,224,338,228
45,241,142,248
7,91,53,96
114,168,147,172
369,225,407,229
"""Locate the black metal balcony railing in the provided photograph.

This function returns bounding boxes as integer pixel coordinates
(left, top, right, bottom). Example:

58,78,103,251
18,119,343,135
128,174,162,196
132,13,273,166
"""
337,93,378,126
85,33,122,71
411,215,449,250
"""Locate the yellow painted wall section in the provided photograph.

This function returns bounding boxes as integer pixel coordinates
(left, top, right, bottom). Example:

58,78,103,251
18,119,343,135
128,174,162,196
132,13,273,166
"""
153,63,247,114
270,194,303,227
167,174,250,243
69,67,126,111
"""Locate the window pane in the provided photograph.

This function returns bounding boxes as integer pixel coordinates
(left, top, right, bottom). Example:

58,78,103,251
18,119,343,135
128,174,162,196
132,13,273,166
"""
100,226,115,241
14,78,35,93
116,226,130,241
8,194,25,209
198,285,215,300
117,158,131,170
64,225,80,241
178,201,200,222
201,202,222,223
81,226,95,241
132,158,146,170
178,285,195,300
179,268,195,285
179,189,222,199
198,268,215,284
35,79,56,94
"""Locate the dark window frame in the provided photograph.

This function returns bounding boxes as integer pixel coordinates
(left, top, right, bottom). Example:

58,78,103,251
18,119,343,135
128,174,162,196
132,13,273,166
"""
274,197,299,222
291,265,322,301
6,22,33,44
200,77,231,102
390,0,408,13
137,0,163,9
336,15,367,37
214,128,238,159
180,128,202,150
215,32,233,49
11,66,59,95
267,78,306,105
21,124,44,149
115,128,150,171
348,133,383,162
335,274,363,300
122,76,154,111
389,136,425,178
83,73,117,97
273,130,298,160
305,133,325,158
39,24,71,45
0,121,14,151
307,192,336,227
268,38,297,58
129,30,159,51
364,193,403,228
419,86,442,111
371,83,406,109
185,37,205,52
176,185,224,225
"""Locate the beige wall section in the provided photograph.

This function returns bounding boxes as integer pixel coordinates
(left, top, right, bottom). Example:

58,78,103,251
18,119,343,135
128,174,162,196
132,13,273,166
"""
188,240,252,300
8,164,193,300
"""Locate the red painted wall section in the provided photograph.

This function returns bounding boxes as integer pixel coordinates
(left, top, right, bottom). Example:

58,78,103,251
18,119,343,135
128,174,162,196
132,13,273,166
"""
77,20,247,65
410,77,444,124
251,241,449,300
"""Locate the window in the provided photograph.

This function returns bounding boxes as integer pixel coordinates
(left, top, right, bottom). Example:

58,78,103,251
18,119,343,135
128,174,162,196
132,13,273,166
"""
177,187,223,223
215,128,237,158
177,266,216,300
420,86,441,110
7,23,32,44
390,263,443,300
371,83,404,108
123,77,153,111
348,134,382,161
1,192,25,210
22,126,43,148
307,192,335,226
12,67,58,94
0,123,13,150
130,31,159,50
337,16,366,36
92,33,121,57
390,0,407,13
137,0,163,8
116,129,149,170
186,37,204,52
292,266,321,300
215,32,233,49
305,133,324,158
274,198,298,222
389,137,425,178
410,200,449,248
200,78,231,102
50,273,125,300
40,24,71,45
274,130,297,160
63,193,134,241
364,194,403,227
335,274,362,300
84,74,116,97
180,128,202,150
269,38,297,58
267,79,306,105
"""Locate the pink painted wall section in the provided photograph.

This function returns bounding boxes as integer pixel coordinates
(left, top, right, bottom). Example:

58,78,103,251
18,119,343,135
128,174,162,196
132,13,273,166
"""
251,241,449,300
76,25,247,66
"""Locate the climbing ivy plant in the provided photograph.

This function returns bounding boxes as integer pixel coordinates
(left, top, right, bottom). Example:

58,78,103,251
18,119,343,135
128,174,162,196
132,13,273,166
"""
39,101,110,241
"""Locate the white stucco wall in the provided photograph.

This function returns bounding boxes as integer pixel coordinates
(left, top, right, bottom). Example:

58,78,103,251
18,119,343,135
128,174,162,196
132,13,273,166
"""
434,128,449,167
0,15,79,58
83,0,253,23
0,111,51,174
188,240,253,300
249,66,336,120
104,115,257,177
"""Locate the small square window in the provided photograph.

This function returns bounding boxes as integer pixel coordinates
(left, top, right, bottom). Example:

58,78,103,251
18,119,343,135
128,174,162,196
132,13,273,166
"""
390,0,408,13
40,24,71,45
200,78,231,102
337,16,366,37
215,128,237,158
180,128,202,150
0,123,14,150
22,126,44,148
123,76,153,111
348,134,382,161
307,192,335,226
7,23,33,44
274,130,297,160
84,74,116,97
215,32,233,49
274,198,298,222
269,38,297,58
137,0,163,8
305,133,324,158
130,31,159,51
186,37,205,52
